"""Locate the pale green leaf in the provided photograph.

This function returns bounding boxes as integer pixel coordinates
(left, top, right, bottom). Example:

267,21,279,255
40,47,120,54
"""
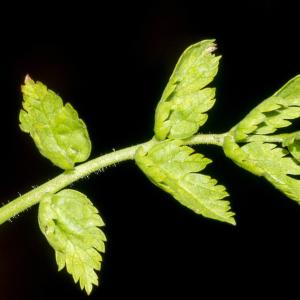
38,189,106,295
234,75,300,141
135,140,235,225
223,132,300,202
154,39,221,140
20,76,91,170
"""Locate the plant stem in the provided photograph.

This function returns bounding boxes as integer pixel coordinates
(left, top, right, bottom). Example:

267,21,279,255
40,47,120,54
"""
0,133,226,225
185,133,226,146
0,142,148,225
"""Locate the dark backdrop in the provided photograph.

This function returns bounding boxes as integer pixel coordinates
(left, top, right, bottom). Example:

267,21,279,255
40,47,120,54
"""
0,1,299,299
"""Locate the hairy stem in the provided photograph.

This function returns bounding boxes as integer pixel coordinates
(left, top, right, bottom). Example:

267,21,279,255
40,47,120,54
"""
0,143,148,225
0,133,226,225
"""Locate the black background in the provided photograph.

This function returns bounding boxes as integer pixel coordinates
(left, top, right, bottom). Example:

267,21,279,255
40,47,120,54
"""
1,1,300,299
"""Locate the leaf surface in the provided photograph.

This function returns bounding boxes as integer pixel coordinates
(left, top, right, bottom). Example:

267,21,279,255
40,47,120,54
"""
38,189,106,295
234,75,300,141
154,40,220,140
136,140,235,225
224,133,300,202
20,76,91,169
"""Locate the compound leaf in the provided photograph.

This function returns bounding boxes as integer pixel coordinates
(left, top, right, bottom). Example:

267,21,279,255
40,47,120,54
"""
135,140,235,225
38,189,106,295
20,76,91,170
234,75,300,141
154,39,221,140
224,132,300,202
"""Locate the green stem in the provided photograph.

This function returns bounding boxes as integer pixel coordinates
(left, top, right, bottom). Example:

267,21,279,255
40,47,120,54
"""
0,133,226,225
185,133,226,146
0,142,149,225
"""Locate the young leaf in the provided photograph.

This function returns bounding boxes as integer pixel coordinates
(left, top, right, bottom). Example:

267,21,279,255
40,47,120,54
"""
234,75,300,141
20,76,91,170
223,133,300,202
135,140,235,225
38,189,106,295
154,39,221,140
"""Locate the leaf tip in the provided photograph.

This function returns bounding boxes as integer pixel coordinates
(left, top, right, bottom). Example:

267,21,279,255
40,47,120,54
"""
84,284,93,295
206,43,217,53
228,218,236,226
24,74,33,84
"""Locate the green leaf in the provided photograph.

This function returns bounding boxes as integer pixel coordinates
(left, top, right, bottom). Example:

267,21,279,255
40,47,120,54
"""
224,75,300,203
154,39,221,140
135,140,235,225
234,75,300,141
38,189,106,295
223,132,300,202
20,75,91,170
